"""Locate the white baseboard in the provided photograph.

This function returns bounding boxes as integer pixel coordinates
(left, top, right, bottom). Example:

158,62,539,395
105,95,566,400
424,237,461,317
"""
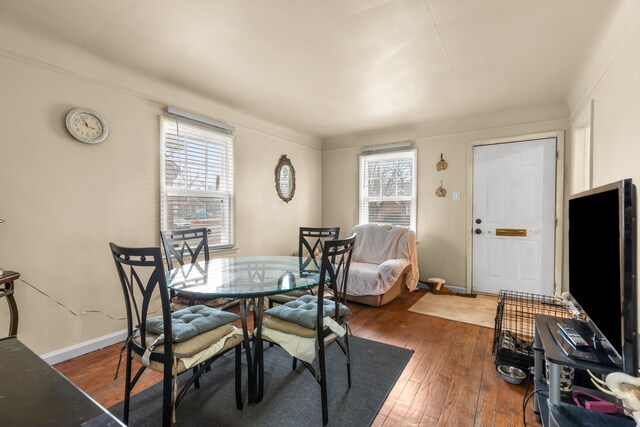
41,329,128,365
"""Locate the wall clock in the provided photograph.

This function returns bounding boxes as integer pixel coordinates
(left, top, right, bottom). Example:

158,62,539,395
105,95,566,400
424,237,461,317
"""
65,108,109,144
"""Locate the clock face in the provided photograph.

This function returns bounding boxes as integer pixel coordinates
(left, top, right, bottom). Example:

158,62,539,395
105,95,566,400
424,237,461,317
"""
65,108,108,144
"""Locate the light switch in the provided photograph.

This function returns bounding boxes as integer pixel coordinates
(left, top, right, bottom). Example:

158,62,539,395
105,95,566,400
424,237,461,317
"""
453,192,461,201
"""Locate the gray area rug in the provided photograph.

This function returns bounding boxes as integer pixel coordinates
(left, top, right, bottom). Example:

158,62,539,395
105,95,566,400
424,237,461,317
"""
109,336,413,426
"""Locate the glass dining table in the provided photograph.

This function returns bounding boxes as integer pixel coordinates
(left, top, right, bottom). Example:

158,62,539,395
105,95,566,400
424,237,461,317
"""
165,255,321,403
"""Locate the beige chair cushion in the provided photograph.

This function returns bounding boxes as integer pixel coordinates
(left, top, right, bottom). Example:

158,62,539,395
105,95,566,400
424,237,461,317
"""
263,316,316,338
134,324,236,357
268,292,305,304
268,286,334,304
274,288,313,298
133,332,243,374
170,295,238,312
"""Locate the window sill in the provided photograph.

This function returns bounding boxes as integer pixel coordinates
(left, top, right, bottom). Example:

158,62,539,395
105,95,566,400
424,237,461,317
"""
210,246,239,257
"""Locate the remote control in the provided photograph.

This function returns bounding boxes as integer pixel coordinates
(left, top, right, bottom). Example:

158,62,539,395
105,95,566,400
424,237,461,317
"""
557,323,591,349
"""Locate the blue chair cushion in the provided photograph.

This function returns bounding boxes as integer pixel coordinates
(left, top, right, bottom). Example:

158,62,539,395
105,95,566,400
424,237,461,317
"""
266,294,351,330
146,305,239,343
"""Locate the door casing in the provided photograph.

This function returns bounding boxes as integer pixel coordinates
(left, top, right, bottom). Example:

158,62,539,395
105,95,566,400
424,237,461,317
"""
465,131,565,295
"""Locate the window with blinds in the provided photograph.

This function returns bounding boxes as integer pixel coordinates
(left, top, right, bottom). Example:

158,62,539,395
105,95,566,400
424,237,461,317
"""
161,112,235,250
359,149,417,230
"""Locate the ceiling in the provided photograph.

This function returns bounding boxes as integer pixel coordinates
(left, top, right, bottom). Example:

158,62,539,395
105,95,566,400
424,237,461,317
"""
0,0,624,138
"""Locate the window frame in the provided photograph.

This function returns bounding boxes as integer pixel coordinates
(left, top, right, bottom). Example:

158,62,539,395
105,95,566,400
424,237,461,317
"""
160,112,236,251
358,149,417,231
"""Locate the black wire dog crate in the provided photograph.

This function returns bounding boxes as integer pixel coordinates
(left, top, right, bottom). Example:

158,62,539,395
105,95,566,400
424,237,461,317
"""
492,290,573,372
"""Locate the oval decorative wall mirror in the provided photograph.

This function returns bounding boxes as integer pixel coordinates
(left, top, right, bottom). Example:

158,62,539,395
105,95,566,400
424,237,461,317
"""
275,154,296,203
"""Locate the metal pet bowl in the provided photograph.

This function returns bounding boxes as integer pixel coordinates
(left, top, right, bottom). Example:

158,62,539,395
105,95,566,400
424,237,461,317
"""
498,365,527,384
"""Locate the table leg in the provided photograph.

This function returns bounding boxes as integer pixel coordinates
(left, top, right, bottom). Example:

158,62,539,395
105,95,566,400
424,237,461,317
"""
253,297,265,402
239,297,266,404
548,362,561,406
2,281,18,336
534,326,542,421
238,300,255,402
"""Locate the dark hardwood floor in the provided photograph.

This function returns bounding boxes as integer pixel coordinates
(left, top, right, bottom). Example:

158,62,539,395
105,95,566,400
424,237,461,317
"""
54,289,537,426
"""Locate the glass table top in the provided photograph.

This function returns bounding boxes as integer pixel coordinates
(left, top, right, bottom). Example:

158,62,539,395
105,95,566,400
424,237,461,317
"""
166,256,321,298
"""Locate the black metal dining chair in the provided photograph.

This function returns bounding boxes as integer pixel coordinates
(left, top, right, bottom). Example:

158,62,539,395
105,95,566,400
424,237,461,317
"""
161,228,210,269
261,234,356,425
161,228,238,311
268,226,340,308
109,242,244,427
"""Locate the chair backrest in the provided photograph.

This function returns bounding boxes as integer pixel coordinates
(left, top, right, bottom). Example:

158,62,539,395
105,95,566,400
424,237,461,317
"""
316,234,356,328
160,228,210,270
109,242,173,362
299,227,340,274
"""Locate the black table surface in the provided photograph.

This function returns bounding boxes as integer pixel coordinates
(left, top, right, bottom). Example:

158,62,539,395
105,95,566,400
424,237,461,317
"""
535,314,622,374
0,336,123,426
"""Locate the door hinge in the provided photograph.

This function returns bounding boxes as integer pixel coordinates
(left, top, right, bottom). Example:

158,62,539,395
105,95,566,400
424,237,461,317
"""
555,217,558,228
556,150,559,160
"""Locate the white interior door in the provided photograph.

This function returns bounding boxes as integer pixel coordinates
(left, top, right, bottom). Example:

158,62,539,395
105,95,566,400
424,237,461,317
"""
472,138,557,295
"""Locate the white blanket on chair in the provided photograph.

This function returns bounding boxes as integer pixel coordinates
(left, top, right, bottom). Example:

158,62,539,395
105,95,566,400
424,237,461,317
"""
345,224,419,295
346,260,410,295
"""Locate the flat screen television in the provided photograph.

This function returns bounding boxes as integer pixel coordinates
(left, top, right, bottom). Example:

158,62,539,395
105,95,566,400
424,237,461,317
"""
568,178,638,375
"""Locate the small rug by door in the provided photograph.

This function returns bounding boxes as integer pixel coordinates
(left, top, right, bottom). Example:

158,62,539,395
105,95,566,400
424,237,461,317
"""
109,336,412,426
408,292,497,328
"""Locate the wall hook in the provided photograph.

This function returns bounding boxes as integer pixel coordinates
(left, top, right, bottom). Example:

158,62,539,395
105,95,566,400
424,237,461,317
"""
437,153,448,171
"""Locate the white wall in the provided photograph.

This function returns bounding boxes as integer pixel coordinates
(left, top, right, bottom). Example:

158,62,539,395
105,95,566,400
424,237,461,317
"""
323,113,570,288
0,29,322,355
584,26,640,188
565,11,640,369
569,16,640,287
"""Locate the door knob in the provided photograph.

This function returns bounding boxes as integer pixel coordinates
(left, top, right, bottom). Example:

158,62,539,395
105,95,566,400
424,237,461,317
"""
475,228,482,234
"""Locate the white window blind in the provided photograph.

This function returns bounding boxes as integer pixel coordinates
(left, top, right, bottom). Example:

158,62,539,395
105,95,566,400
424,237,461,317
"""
359,149,417,230
161,112,235,250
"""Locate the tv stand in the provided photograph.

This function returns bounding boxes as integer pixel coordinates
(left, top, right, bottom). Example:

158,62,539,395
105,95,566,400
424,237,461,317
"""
533,315,633,426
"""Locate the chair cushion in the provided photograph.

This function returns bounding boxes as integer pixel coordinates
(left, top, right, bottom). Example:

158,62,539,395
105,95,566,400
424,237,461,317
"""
275,288,314,298
135,323,238,357
263,316,317,338
265,294,351,330
267,293,301,304
133,327,243,373
268,286,334,304
170,296,239,312
146,305,239,343
171,294,238,308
